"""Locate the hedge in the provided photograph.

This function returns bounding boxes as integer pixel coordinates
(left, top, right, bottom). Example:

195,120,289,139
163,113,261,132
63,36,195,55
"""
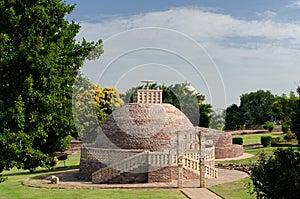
232,137,243,145
261,136,272,147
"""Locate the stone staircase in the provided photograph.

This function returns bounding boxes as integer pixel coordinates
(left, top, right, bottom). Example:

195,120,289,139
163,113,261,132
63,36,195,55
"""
91,149,218,183
92,151,148,183
183,156,218,178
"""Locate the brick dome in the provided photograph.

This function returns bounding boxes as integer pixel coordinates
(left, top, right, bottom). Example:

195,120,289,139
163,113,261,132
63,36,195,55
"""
98,103,193,151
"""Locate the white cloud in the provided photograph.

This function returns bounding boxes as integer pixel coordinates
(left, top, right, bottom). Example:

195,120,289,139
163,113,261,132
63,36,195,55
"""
286,1,300,8
256,10,277,19
77,7,300,108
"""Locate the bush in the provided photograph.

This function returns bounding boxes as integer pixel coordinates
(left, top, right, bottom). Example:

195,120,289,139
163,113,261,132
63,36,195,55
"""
262,121,274,132
284,133,297,141
261,136,272,147
249,148,300,198
232,137,243,145
271,137,280,146
281,122,290,133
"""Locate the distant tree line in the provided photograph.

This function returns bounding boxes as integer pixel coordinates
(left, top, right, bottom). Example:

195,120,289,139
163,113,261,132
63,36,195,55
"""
225,89,300,140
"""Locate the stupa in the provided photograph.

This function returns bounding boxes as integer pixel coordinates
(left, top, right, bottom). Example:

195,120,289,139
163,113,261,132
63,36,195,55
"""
79,81,242,184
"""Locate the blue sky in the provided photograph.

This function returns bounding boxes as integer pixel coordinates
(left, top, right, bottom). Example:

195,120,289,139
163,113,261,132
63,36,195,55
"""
66,0,300,109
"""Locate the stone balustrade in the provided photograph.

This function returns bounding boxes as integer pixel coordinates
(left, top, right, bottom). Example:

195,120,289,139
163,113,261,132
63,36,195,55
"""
81,147,146,164
92,151,148,183
84,146,218,183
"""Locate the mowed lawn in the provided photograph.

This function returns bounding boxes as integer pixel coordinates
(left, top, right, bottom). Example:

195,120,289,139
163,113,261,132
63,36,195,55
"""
213,146,291,198
0,154,185,199
209,177,254,199
233,132,283,145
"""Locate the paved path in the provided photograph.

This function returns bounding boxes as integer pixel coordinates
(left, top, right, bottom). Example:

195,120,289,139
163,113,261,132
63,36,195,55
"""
216,153,253,161
49,168,248,199
181,188,222,199
180,169,248,199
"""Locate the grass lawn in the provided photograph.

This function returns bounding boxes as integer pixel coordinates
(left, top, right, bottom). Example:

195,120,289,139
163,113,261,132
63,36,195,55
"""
216,147,278,165
233,132,283,145
0,154,185,199
209,177,254,199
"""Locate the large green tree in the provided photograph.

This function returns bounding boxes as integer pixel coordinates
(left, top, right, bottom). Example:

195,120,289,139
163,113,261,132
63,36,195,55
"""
225,90,278,130
249,148,300,198
73,80,124,143
239,90,276,127
0,0,102,177
224,104,243,130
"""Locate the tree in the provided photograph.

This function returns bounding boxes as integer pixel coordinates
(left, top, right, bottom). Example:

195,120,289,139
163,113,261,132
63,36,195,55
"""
290,99,300,142
249,148,300,198
0,0,102,177
239,90,276,127
199,103,213,127
73,82,124,143
224,104,243,130
209,109,225,130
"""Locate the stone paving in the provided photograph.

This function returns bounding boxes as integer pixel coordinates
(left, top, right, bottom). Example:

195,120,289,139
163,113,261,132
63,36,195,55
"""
47,168,249,199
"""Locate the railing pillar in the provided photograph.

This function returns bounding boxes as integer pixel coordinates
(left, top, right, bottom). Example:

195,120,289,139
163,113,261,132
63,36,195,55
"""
177,155,183,189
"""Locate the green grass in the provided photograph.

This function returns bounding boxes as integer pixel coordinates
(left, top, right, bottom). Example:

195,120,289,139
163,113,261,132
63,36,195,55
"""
216,147,277,165
213,146,294,198
209,177,254,199
0,154,185,199
233,132,283,145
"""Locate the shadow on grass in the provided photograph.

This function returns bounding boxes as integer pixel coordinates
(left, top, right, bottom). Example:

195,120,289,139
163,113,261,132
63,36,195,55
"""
2,165,79,177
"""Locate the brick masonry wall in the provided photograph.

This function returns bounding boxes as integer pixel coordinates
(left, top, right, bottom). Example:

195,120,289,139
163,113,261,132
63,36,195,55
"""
79,159,106,181
215,144,243,159
148,165,199,183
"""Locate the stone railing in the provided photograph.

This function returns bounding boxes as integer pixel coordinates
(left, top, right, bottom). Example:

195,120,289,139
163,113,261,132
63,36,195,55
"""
92,151,148,183
183,157,218,178
86,146,218,183
183,147,215,162
82,146,214,164
81,147,146,164
148,152,176,166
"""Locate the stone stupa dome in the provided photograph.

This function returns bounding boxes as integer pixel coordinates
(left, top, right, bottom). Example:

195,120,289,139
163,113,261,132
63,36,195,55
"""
97,103,193,151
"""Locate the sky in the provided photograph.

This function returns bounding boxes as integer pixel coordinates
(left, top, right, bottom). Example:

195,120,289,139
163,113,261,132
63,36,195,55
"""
66,0,300,109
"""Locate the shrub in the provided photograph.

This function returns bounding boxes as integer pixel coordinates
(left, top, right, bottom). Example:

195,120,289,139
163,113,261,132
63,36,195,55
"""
284,133,297,141
232,137,243,145
271,137,280,146
262,121,274,132
249,148,300,198
281,122,290,134
261,136,272,147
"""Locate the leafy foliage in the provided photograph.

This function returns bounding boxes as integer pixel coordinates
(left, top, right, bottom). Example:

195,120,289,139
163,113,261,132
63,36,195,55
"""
73,80,124,143
240,90,276,127
0,0,102,175
262,121,274,132
232,137,243,145
281,122,290,134
290,99,300,143
209,109,225,130
283,132,297,141
225,90,299,131
249,148,300,199
224,104,243,130
260,136,272,147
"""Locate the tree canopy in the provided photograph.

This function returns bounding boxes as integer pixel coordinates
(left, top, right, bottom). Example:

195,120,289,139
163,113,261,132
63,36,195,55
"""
0,0,102,177
73,78,124,143
249,148,300,198
225,90,299,131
